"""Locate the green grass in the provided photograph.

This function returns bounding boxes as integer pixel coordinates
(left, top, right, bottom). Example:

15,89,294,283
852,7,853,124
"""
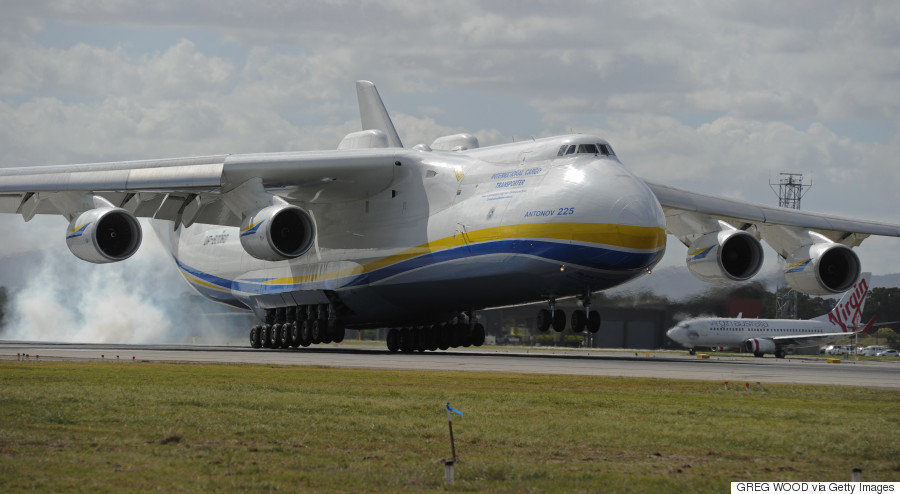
0,361,897,492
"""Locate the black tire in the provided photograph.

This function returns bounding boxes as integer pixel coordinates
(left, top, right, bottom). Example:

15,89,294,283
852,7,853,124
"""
330,319,345,343
250,325,261,348
400,328,413,353
753,352,764,358
289,322,300,348
261,324,272,348
587,310,601,333
437,324,450,350
775,349,786,359
536,308,551,332
471,323,485,347
414,327,425,352
688,348,696,356
386,328,400,352
278,323,290,348
425,326,438,351
299,320,312,347
459,324,472,348
273,323,284,348
311,319,325,344
571,310,586,333
552,310,566,332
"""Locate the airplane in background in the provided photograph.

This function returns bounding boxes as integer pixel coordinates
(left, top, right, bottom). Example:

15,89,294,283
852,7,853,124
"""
1,81,899,353
667,274,874,358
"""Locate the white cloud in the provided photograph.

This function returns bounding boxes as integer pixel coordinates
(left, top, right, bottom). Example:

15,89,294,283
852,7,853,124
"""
0,0,898,342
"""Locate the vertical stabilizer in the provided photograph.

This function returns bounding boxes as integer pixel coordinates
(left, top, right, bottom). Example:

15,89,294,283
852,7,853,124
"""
356,80,403,148
814,272,871,330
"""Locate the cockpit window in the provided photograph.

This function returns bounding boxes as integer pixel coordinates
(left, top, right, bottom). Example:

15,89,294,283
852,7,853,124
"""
599,144,615,156
577,144,599,154
557,145,568,156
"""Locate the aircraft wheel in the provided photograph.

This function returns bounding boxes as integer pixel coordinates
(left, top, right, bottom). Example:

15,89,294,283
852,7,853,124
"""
299,320,312,347
688,348,695,356
471,323,485,347
261,324,273,348
571,310,586,333
459,323,472,348
289,322,300,348
774,349,786,359
311,320,325,344
386,328,400,352
330,319,345,343
536,309,551,332
400,328,413,353
552,310,566,332
414,327,426,352
753,352,764,358
424,326,437,351
437,324,450,350
278,323,290,348
250,325,262,348
587,310,601,333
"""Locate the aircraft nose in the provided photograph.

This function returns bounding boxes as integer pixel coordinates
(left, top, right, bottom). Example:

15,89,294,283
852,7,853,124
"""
666,327,683,342
612,174,666,230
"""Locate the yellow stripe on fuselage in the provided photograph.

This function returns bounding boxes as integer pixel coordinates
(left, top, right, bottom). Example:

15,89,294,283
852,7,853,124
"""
264,222,666,285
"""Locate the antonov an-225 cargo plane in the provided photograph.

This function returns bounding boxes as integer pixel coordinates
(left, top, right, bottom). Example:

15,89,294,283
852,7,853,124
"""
667,274,874,358
1,81,899,353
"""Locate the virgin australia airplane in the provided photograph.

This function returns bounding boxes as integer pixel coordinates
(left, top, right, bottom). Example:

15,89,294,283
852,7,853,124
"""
1,81,898,353
667,274,874,358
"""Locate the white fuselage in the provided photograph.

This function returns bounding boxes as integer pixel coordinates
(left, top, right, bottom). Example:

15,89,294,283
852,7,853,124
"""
666,318,835,348
153,135,667,327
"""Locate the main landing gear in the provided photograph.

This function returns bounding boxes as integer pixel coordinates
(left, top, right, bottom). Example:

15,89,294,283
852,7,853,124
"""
385,313,485,353
536,298,601,334
249,304,345,350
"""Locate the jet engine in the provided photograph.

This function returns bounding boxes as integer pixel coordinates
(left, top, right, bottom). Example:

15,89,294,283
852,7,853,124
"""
783,243,860,295
685,229,763,284
240,204,316,261
742,338,776,355
66,207,142,263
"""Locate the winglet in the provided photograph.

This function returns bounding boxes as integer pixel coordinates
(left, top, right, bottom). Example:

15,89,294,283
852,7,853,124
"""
859,315,877,334
356,80,403,148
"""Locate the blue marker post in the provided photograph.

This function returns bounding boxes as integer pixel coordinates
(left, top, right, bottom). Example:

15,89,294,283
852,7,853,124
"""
446,402,464,460
444,402,464,484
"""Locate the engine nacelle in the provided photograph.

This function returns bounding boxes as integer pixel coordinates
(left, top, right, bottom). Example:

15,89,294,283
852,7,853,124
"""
784,243,860,295
742,338,776,355
240,204,315,261
66,207,142,263
686,229,763,284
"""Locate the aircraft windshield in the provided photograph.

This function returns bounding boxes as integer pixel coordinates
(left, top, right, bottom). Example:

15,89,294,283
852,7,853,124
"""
556,143,616,157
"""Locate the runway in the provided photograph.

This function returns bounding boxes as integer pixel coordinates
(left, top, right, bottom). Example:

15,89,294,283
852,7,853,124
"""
2,340,898,389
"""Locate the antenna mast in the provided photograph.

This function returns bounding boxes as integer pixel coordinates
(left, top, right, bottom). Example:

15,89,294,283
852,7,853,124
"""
770,173,811,319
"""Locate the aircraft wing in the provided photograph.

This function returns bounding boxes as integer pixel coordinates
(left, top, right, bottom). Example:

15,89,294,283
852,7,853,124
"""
771,332,853,348
645,180,900,246
0,149,408,227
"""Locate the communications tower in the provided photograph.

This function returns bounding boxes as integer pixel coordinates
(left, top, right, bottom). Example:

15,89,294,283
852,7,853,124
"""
770,173,811,319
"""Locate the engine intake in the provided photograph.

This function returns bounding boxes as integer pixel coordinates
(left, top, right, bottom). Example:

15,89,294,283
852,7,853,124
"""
66,207,142,263
686,229,763,284
240,204,315,261
784,243,860,295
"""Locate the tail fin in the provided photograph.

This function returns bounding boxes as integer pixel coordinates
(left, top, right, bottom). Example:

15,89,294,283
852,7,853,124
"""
814,272,871,331
356,80,403,148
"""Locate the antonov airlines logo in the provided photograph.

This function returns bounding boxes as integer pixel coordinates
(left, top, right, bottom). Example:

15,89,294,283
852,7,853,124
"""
828,277,869,332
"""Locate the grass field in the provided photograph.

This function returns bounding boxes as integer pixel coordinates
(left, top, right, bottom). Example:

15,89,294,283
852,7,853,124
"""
0,361,897,492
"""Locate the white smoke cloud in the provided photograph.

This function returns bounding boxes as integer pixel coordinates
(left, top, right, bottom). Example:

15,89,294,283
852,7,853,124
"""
2,219,251,344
